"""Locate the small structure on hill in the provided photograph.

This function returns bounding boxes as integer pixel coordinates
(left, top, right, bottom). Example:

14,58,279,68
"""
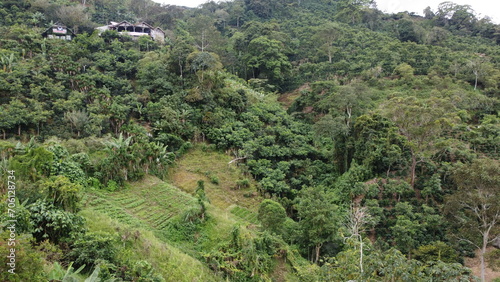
42,23,76,40
96,21,165,43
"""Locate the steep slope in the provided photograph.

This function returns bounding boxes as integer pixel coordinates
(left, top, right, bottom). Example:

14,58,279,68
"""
169,145,263,223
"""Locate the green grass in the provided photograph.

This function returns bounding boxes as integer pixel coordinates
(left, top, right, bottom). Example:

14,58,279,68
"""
79,149,301,280
168,145,263,212
83,175,250,258
230,205,259,224
79,209,221,281
84,177,197,230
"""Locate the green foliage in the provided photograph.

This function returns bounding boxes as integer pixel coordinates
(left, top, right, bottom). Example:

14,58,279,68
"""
104,179,118,192
1,0,500,280
0,197,32,234
413,241,460,263
296,186,342,263
258,199,286,234
0,232,46,282
28,200,86,244
40,175,82,213
319,246,474,281
9,146,53,182
47,261,85,282
486,249,500,271
204,229,287,279
445,158,500,281
68,231,118,270
98,133,173,185
130,260,165,282
209,175,219,185
244,36,292,86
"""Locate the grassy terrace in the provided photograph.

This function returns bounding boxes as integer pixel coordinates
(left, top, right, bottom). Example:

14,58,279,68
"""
83,176,198,231
169,145,263,212
78,147,270,280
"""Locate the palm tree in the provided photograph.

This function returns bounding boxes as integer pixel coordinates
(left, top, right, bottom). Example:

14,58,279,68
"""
0,53,15,72
65,110,90,137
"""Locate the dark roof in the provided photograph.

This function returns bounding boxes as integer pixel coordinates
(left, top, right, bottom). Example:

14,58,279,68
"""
98,21,165,35
41,22,76,37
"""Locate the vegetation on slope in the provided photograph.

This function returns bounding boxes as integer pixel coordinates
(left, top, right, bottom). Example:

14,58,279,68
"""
1,0,500,280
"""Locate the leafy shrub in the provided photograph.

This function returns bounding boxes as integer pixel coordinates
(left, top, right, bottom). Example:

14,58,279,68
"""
28,200,86,244
176,141,193,156
68,231,118,270
236,178,250,189
258,199,287,234
40,175,82,212
413,241,460,263
9,146,53,181
87,177,102,190
0,197,33,234
131,260,165,281
105,180,118,192
0,232,46,281
47,262,85,282
209,175,219,184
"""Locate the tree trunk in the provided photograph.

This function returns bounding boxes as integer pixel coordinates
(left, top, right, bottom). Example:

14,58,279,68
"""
410,152,422,199
481,231,488,282
179,58,183,78
315,243,322,263
18,124,21,136
480,247,485,282
474,70,478,90
410,153,417,189
360,238,364,274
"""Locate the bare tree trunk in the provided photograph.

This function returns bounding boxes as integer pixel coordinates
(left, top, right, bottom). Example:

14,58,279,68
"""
481,231,488,282
411,155,416,186
179,58,183,78
474,70,478,90
480,246,485,282
360,238,364,274
315,243,322,263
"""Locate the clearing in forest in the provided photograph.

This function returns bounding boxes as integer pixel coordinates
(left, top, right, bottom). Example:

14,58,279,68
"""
169,145,263,219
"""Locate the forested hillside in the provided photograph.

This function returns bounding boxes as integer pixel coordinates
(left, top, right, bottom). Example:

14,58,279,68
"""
0,0,499,281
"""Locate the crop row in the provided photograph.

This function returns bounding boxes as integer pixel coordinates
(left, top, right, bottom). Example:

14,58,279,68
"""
230,206,259,224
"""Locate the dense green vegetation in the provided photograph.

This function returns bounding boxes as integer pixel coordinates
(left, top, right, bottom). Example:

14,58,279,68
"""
0,0,499,280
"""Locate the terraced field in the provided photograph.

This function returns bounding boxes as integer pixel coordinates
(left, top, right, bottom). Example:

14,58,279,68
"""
83,179,198,231
229,205,259,224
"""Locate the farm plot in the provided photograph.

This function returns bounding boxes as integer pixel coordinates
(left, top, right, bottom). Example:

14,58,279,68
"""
85,182,198,230
230,205,259,224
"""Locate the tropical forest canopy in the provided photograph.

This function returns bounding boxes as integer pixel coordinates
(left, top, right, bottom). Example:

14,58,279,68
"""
0,0,499,281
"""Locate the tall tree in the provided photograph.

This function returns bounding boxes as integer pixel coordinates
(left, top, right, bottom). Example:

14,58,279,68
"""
343,204,372,274
296,186,341,263
382,97,459,192
258,199,287,234
312,23,341,63
445,158,500,282
244,36,291,86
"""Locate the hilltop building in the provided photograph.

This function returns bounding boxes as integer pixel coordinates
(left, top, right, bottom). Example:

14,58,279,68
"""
96,21,165,43
41,23,76,40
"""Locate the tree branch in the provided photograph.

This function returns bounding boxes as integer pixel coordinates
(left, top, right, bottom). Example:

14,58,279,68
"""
228,156,247,165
